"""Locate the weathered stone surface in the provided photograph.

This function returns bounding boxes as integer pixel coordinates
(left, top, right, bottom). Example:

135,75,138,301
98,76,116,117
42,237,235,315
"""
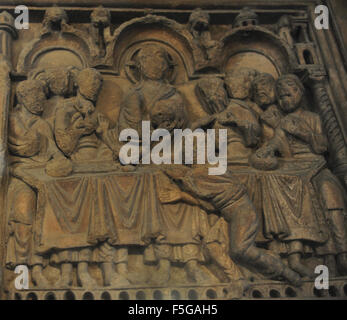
0,1,347,300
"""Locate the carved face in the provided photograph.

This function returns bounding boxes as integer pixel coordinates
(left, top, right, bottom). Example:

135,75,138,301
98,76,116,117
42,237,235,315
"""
23,89,46,115
17,81,46,115
150,95,185,131
189,9,210,32
138,46,169,81
225,75,251,100
253,78,276,108
276,78,303,113
48,69,70,96
91,8,110,27
76,98,95,117
77,71,102,103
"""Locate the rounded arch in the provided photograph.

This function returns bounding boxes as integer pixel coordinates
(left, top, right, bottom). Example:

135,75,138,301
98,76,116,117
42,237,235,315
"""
220,26,297,76
225,50,281,79
16,32,91,74
110,15,202,82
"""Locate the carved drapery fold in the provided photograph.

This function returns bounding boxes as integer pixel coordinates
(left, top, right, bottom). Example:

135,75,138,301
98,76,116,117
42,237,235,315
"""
1,4,347,300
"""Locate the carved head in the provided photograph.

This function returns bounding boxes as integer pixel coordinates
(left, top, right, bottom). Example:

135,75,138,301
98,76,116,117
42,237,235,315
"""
277,15,292,30
36,68,73,97
16,80,47,115
76,68,103,103
252,73,276,109
233,7,259,28
76,98,95,117
188,8,210,32
43,6,68,31
91,6,111,28
136,44,171,81
225,67,259,100
196,77,228,115
150,94,186,132
276,74,304,114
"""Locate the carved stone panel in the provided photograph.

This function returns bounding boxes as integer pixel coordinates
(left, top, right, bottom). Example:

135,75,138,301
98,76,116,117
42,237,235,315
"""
0,1,347,300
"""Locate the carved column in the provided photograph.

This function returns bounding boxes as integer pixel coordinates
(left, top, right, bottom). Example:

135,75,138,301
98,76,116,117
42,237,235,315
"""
306,67,347,188
0,11,17,297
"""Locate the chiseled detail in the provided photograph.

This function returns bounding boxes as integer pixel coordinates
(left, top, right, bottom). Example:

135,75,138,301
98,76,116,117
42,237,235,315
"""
0,3,346,300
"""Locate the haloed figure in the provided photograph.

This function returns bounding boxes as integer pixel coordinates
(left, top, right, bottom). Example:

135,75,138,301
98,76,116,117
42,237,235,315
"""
118,43,180,135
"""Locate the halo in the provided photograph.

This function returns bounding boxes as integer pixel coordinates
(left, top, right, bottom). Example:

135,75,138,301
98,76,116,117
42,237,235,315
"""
124,42,177,84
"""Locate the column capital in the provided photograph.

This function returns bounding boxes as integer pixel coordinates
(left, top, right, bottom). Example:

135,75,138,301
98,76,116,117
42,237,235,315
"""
298,66,327,87
0,11,18,39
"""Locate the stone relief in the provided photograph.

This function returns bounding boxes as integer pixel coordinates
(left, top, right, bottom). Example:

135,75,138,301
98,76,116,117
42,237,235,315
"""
0,4,346,300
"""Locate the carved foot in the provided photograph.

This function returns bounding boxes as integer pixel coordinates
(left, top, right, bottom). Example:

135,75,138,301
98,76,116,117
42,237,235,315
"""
55,263,73,288
289,255,315,278
186,261,214,285
337,253,347,275
291,264,314,278
55,276,73,289
151,273,170,286
109,273,130,288
78,271,98,289
126,271,150,285
32,267,50,288
281,266,302,287
324,254,337,277
225,279,251,299
151,259,171,285
77,262,97,289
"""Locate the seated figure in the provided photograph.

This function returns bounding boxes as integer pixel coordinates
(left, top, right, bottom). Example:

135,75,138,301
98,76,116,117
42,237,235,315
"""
157,81,304,286
252,72,283,144
52,68,129,288
6,79,71,287
54,68,115,162
194,73,261,164
252,74,347,277
150,95,245,283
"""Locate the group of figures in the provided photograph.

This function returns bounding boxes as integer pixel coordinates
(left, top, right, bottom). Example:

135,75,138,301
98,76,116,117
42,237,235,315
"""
5,41,347,291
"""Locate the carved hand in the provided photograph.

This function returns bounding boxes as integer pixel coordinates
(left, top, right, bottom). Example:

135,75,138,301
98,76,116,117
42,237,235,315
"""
159,189,182,204
281,115,311,142
254,145,275,159
96,113,110,135
71,113,84,128
162,164,190,181
250,144,278,170
191,114,216,130
72,114,97,135
217,110,237,126
45,158,73,177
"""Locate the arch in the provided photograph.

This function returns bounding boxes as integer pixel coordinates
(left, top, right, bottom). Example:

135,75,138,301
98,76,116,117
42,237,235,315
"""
220,26,297,76
225,50,280,79
16,32,91,74
109,15,202,82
